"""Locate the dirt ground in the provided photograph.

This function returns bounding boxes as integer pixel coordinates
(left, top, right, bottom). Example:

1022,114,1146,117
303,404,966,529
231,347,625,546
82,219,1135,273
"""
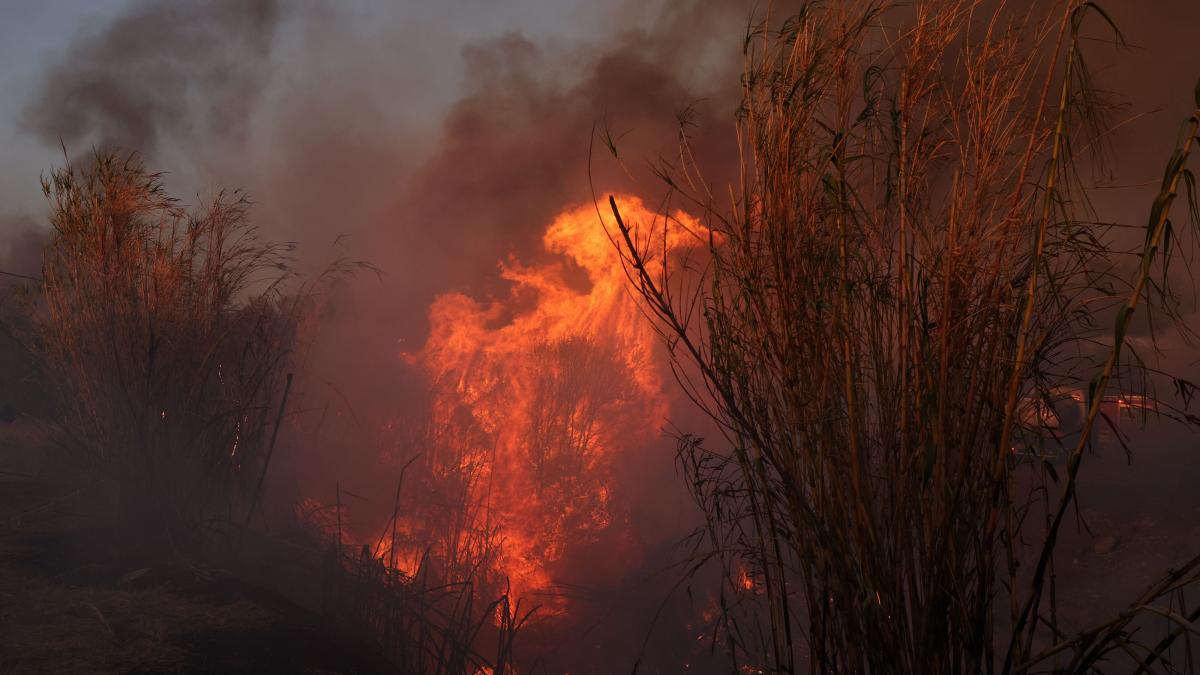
0,421,392,674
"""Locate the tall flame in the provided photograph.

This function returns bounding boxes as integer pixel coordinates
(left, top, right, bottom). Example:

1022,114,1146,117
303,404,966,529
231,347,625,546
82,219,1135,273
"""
391,195,702,607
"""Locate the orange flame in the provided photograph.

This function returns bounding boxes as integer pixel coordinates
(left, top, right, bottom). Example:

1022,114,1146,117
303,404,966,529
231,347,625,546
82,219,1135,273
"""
390,195,703,608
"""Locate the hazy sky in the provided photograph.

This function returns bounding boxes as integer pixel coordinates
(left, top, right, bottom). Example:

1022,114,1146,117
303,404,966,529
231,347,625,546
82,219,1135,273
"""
2,1,1196,206
0,0,620,216
0,1,126,213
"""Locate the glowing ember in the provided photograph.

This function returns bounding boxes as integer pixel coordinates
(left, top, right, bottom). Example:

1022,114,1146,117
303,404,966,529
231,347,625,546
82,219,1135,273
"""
383,195,703,609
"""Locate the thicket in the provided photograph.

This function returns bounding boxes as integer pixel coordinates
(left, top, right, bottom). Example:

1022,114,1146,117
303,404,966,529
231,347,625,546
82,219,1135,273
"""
33,152,300,545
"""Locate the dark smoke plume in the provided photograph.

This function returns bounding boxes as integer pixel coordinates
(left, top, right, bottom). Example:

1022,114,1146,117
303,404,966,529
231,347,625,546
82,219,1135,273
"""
23,0,282,156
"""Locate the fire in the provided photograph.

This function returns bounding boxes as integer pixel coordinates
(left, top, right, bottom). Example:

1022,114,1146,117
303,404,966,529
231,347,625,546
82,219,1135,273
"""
736,565,756,592
384,195,703,609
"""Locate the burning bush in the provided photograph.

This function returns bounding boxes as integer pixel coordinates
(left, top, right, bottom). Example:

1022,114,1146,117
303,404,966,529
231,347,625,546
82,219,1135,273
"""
33,152,299,547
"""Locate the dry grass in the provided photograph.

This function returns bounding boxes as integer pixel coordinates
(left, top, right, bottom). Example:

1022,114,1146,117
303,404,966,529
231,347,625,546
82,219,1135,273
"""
284,485,528,674
324,537,528,675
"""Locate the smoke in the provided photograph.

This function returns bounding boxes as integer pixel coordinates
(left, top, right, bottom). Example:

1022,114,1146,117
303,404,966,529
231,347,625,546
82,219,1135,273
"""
23,0,282,157
378,2,746,341
0,215,42,285
16,0,746,329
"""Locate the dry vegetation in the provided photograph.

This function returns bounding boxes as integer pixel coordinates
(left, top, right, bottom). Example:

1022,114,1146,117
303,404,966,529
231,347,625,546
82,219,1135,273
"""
5,152,525,673
606,0,1200,672
32,153,299,546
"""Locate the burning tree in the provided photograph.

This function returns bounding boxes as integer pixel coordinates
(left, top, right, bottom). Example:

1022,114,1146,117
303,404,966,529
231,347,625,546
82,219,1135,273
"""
32,152,299,546
527,335,632,495
378,198,685,610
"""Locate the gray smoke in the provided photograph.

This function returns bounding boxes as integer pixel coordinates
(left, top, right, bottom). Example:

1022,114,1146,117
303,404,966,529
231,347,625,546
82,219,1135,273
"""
23,0,282,157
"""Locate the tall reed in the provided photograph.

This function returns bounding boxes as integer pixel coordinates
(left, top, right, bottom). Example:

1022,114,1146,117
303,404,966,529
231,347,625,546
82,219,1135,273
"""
34,152,300,546
604,1,1200,671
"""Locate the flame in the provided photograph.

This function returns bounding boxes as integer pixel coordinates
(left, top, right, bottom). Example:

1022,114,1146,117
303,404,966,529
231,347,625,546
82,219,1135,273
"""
386,195,702,609
736,566,756,592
